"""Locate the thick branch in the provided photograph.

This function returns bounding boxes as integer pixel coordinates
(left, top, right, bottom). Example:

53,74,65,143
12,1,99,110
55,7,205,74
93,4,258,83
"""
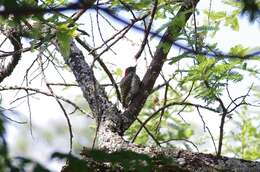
78,146,260,172
121,1,200,132
65,41,129,150
75,37,122,103
0,32,22,83
66,41,112,119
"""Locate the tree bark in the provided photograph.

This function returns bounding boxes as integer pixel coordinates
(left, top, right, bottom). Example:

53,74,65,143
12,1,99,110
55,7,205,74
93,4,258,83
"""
0,31,22,83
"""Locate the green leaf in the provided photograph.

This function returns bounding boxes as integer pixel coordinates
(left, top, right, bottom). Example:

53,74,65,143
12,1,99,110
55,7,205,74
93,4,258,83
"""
229,44,249,57
56,23,77,60
169,52,193,64
225,14,239,31
223,0,241,7
114,68,123,76
204,11,226,20
225,107,260,160
51,152,90,171
1,0,18,9
14,157,51,172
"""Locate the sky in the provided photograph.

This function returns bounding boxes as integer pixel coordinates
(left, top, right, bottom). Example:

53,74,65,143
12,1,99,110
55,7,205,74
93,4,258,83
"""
1,0,260,171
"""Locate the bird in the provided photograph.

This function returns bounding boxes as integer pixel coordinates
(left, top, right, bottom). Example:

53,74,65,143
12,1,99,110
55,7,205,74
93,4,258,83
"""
119,66,141,108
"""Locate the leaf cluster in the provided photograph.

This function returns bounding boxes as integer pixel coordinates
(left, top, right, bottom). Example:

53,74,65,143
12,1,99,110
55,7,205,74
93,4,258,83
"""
180,56,243,103
225,107,260,160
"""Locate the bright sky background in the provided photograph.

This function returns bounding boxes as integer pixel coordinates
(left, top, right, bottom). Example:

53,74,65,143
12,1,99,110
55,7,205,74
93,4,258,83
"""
1,0,260,171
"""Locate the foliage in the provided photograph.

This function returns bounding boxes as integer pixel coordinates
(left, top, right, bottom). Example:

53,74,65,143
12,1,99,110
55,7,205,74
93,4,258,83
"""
223,0,260,23
56,23,77,60
180,55,243,103
13,157,50,172
224,107,260,160
127,105,193,147
0,110,8,171
54,149,175,172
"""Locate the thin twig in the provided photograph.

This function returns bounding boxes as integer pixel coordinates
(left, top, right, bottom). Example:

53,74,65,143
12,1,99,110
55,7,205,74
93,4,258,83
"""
206,126,217,155
95,0,116,56
0,86,90,117
76,37,122,103
39,55,73,153
25,89,34,138
160,138,199,152
131,101,218,143
137,118,161,147
155,79,168,134
0,107,27,124
134,0,158,60
196,107,217,154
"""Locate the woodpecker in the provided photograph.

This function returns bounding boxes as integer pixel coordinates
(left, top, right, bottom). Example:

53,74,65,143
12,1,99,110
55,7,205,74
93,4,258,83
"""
120,66,141,108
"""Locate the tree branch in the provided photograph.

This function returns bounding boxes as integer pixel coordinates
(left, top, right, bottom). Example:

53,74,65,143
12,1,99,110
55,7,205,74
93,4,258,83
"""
121,0,200,132
79,146,260,172
0,31,22,83
66,40,131,146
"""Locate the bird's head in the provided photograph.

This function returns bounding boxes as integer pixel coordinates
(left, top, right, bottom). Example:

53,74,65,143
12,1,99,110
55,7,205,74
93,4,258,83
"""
125,66,136,76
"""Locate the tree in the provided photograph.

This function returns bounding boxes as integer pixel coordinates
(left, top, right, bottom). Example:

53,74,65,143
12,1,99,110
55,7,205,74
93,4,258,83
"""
0,0,260,171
